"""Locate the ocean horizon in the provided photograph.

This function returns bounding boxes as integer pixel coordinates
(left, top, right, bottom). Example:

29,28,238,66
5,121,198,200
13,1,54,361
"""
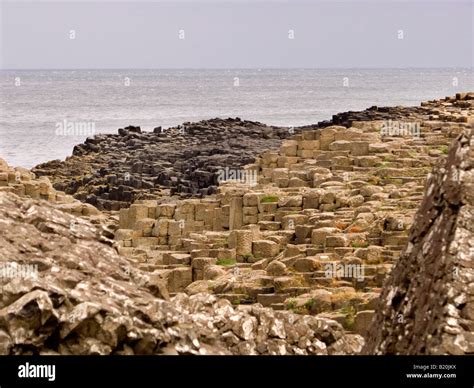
1,67,473,168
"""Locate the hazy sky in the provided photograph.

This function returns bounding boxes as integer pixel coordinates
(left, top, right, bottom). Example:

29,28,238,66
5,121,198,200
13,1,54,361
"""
0,0,472,69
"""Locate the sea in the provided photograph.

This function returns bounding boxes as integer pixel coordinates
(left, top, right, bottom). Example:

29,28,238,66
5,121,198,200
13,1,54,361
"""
1,68,472,168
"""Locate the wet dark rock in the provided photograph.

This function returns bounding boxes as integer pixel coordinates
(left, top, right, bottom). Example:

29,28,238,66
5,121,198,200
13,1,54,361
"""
33,118,297,210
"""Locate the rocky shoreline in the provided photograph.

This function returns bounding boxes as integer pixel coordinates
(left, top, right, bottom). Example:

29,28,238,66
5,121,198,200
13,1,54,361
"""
0,92,473,355
33,118,297,210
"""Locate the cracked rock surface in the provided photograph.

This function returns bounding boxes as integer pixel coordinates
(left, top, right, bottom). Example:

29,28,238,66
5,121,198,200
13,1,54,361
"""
0,192,363,355
363,125,474,355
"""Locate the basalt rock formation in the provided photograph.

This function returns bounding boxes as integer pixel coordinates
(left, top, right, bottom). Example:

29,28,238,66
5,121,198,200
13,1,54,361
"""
363,125,474,355
318,92,474,129
33,118,296,210
113,93,473,341
32,94,474,213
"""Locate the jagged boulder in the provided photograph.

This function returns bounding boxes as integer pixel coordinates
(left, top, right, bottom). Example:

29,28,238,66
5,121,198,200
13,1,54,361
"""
363,126,474,355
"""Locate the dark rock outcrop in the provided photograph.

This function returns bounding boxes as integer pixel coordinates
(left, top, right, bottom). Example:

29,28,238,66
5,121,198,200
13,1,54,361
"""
33,118,297,210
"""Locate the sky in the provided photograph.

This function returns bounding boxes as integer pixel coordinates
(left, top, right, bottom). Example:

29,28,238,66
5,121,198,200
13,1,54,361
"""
0,0,472,69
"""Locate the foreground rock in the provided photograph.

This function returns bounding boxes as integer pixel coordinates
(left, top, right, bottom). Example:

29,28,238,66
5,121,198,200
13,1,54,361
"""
0,192,363,355
363,125,474,355
33,118,296,210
